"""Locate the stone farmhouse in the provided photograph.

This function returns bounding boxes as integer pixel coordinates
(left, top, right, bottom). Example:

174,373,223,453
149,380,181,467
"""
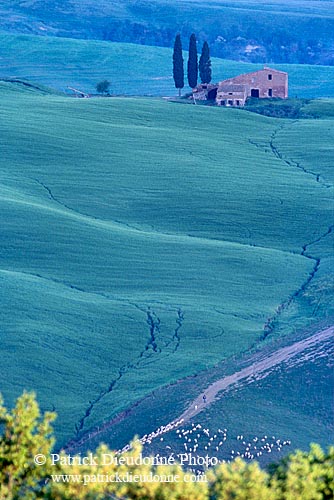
194,67,288,107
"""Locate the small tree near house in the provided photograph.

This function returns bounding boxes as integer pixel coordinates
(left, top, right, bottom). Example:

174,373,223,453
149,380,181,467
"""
199,41,212,84
96,80,111,95
173,34,184,97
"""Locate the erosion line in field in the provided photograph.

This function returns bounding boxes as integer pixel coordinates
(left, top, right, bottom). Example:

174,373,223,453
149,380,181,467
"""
74,359,143,437
1,268,181,438
256,122,333,339
30,177,298,257
145,309,161,354
70,306,185,444
173,308,184,352
165,308,184,352
33,178,78,214
33,177,140,232
0,269,150,315
262,224,333,339
269,123,332,188
301,224,334,257
74,306,165,437
248,139,271,154
74,365,127,435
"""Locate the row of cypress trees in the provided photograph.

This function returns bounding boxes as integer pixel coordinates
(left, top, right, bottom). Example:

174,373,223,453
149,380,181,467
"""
173,33,212,96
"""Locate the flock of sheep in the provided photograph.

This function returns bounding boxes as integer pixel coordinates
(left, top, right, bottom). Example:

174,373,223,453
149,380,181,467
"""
118,418,291,467
174,424,291,462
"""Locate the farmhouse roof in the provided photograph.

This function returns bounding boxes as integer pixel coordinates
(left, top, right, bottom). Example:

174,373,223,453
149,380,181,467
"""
219,67,287,85
262,66,287,74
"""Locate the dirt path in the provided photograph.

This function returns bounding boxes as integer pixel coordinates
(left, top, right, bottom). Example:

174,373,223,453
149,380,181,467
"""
65,325,333,452
178,326,334,423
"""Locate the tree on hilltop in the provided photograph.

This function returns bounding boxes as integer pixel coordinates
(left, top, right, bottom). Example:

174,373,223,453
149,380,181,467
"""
199,41,212,84
96,80,111,95
173,34,184,97
187,33,198,89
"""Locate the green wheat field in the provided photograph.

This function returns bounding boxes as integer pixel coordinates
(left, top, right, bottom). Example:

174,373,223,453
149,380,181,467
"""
0,72,333,456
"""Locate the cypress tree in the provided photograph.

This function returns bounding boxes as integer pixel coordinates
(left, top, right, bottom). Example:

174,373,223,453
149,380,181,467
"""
199,41,212,84
187,33,198,89
172,34,184,97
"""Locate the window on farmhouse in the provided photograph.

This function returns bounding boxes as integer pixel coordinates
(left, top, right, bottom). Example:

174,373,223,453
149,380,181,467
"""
268,74,272,80
268,89,273,97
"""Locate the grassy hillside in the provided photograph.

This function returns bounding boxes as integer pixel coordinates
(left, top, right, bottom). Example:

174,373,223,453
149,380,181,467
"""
1,33,334,97
0,84,333,449
1,0,334,64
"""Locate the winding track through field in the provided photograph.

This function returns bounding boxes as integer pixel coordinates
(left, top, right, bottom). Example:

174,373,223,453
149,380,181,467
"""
65,325,333,451
177,326,334,423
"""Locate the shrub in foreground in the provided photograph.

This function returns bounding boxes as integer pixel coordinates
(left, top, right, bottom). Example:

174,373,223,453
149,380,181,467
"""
0,393,333,499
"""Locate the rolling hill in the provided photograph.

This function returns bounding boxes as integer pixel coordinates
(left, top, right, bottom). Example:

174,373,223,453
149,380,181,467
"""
0,82,333,453
1,0,334,64
1,33,334,97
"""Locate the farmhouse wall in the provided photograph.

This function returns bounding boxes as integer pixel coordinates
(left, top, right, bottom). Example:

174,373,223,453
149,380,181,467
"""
220,68,288,99
192,67,288,107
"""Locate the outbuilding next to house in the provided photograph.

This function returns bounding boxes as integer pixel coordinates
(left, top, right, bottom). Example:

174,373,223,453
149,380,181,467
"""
216,84,248,107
